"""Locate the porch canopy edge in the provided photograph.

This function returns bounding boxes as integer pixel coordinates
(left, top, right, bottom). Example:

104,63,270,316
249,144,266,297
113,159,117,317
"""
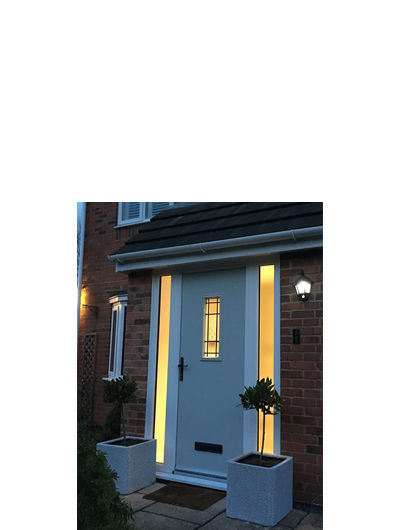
109,202,323,272
108,226,323,272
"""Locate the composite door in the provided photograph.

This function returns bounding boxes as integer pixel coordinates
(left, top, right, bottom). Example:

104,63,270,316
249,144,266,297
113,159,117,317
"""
175,268,246,479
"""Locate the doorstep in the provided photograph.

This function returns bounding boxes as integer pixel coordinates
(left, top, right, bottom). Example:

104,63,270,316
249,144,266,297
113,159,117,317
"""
122,481,322,530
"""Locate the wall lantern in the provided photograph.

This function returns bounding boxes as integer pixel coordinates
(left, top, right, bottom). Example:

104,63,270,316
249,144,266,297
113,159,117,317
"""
294,271,313,301
80,284,88,308
80,284,99,317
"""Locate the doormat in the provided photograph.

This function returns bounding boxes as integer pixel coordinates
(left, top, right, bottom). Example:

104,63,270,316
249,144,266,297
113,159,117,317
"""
143,482,226,511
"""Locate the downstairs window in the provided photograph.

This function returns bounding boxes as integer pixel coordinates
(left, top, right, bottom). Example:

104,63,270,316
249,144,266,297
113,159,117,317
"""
107,294,127,379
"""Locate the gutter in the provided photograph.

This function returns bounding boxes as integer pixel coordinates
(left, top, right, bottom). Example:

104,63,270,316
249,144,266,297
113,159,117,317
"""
108,226,323,265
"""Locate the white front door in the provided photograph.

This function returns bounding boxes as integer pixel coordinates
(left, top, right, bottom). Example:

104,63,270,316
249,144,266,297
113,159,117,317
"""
175,268,246,479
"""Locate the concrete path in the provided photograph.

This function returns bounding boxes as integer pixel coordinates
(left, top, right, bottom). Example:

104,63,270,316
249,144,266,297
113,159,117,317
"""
122,482,323,529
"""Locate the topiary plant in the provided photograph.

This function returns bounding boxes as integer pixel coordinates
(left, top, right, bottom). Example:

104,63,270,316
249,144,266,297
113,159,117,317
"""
239,377,282,459
103,375,137,443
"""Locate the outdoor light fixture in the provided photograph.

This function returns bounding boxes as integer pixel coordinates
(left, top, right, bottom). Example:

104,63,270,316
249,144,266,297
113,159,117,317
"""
294,271,313,301
82,303,99,317
80,284,99,317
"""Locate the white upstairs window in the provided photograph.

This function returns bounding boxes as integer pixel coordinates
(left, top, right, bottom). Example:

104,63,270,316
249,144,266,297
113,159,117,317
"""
118,202,173,226
107,294,127,379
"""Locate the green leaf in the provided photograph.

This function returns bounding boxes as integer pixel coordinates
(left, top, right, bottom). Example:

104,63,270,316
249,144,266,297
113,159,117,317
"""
239,378,282,416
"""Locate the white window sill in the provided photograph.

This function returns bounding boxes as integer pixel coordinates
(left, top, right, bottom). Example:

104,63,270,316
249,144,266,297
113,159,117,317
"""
114,218,152,228
102,375,123,381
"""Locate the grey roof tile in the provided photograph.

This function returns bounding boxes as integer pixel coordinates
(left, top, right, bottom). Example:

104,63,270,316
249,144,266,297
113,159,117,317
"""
112,202,323,256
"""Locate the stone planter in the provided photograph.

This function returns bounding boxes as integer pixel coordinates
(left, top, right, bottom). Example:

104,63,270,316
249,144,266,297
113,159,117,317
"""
97,436,156,495
227,452,293,527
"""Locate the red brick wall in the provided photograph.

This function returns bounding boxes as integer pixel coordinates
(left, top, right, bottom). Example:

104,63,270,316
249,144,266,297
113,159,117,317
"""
124,271,152,436
280,249,323,504
78,202,147,429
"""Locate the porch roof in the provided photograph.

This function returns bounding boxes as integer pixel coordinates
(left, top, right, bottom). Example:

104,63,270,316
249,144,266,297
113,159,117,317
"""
111,202,323,258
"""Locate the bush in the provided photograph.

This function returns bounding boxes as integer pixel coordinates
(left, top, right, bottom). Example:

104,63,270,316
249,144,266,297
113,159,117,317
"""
77,424,134,529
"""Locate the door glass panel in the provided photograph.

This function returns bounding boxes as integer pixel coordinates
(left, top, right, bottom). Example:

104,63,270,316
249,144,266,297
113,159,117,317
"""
154,275,172,463
203,297,220,358
258,265,274,453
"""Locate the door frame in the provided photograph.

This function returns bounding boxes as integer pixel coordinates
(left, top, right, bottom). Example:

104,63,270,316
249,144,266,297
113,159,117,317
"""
144,257,280,487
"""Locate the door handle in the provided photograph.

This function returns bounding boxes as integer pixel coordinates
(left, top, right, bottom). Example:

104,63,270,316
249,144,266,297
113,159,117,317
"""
178,356,188,381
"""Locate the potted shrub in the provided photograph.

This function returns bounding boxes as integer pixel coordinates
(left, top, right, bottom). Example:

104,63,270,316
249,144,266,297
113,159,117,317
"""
96,375,156,495
226,378,293,527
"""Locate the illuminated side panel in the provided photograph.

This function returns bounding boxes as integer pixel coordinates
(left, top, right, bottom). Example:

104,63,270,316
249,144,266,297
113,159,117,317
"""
154,275,172,463
258,265,274,453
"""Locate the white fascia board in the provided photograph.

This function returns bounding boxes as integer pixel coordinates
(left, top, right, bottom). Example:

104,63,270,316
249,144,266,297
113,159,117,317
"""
113,236,322,272
110,226,322,263
109,226,322,272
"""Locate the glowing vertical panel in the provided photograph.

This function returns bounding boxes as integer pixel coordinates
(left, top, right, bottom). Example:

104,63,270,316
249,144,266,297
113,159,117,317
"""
154,275,171,463
258,265,274,453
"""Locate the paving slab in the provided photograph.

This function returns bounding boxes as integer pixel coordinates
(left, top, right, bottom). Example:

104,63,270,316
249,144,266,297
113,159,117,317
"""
201,511,271,529
274,509,308,528
122,492,156,513
137,482,166,495
130,480,323,529
143,496,226,525
134,510,198,530
295,512,323,529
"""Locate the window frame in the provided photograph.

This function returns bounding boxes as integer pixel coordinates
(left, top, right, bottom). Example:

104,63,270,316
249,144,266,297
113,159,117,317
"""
117,202,175,227
105,294,128,380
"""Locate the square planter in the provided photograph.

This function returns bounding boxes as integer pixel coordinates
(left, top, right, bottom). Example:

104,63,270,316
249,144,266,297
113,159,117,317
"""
227,452,293,527
97,436,156,495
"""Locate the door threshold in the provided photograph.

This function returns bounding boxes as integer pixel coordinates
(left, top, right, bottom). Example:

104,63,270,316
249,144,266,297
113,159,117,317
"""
156,471,227,491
